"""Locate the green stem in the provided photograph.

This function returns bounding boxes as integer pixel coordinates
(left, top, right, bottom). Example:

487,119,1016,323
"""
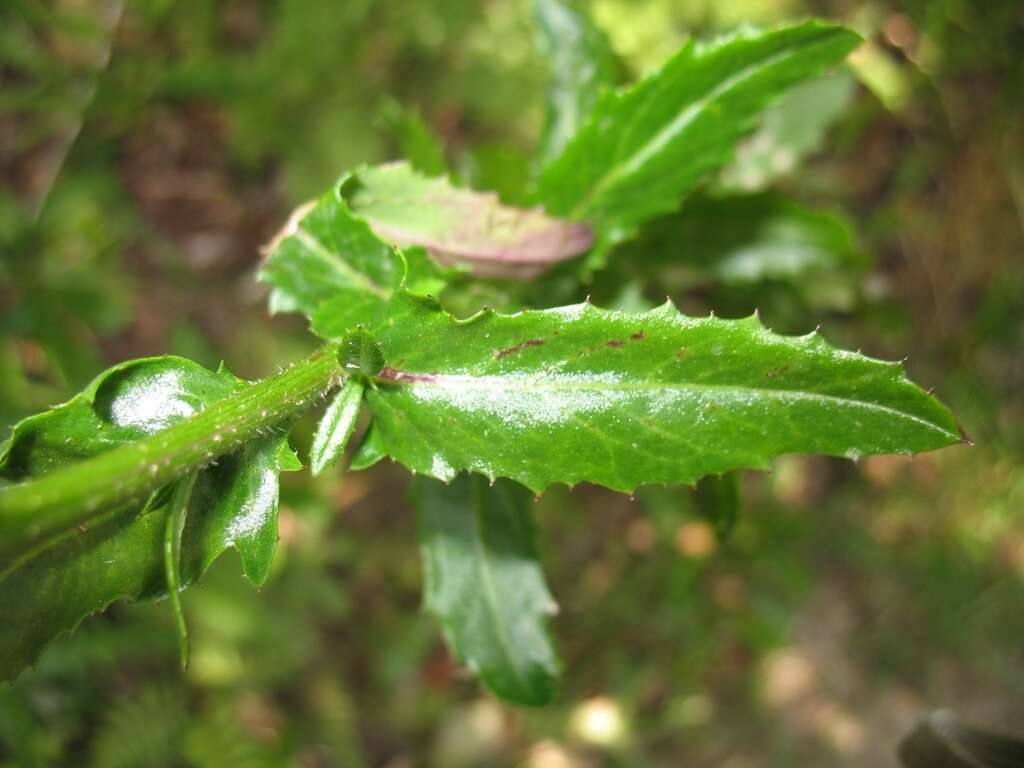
0,346,342,553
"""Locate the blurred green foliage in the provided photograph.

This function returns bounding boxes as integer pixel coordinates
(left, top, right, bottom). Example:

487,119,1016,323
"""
1,0,1023,766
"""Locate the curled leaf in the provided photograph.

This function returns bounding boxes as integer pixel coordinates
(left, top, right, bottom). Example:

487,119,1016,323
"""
344,163,593,279
310,377,365,476
0,356,300,680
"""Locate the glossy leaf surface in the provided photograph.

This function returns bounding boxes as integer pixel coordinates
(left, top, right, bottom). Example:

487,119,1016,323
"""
534,0,620,167
260,171,447,338
181,434,300,585
310,377,364,475
414,474,559,705
0,357,300,679
351,292,960,493
345,163,593,279
259,178,402,334
536,21,861,241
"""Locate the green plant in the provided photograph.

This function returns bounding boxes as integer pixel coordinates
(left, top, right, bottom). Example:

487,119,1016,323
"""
0,6,963,708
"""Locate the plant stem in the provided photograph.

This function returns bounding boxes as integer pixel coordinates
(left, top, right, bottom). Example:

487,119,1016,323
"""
0,346,341,553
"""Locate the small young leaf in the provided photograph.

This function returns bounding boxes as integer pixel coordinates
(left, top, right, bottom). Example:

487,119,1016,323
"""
349,421,388,472
344,163,593,279
349,292,961,493
310,377,365,476
0,357,301,680
534,0,620,167
163,472,197,669
536,21,861,242
181,435,300,586
414,474,560,706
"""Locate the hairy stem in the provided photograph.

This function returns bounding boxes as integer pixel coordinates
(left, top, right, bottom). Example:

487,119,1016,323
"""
0,347,342,554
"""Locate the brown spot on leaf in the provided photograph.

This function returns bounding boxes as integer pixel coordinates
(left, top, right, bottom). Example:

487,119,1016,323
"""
765,365,791,379
495,338,545,358
676,347,688,359
606,339,624,348
630,331,647,341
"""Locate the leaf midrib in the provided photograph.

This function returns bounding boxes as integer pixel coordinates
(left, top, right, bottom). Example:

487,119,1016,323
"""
294,227,390,299
374,370,956,440
572,30,844,217
468,479,533,693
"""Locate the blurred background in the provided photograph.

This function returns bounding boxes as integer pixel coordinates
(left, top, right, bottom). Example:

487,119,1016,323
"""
1,0,1023,766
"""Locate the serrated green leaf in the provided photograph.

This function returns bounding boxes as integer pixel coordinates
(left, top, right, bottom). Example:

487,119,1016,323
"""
534,0,620,167
349,292,960,493
181,434,300,586
536,21,861,242
259,178,402,333
0,500,163,681
0,356,299,680
719,70,856,192
414,474,560,706
344,163,593,280
310,377,364,476
260,169,449,337
308,245,447,342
